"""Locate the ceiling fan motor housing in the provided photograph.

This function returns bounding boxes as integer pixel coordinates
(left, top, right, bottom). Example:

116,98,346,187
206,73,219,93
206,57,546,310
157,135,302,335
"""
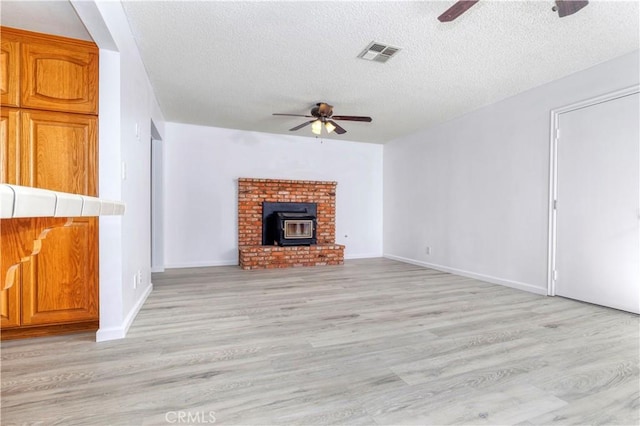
312,103,333,118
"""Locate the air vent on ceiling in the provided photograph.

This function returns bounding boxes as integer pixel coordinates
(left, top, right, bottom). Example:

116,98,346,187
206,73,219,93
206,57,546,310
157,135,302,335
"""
358,41,401,63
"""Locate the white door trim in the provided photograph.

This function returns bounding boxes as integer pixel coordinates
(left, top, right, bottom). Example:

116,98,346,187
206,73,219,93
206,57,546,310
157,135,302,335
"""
547,84,640,296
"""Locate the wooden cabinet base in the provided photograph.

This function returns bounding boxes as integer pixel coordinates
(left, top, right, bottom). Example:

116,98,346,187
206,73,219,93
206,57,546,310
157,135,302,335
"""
1,320,98,340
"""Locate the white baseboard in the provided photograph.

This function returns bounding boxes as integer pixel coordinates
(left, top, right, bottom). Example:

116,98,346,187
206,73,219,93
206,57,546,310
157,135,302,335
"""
150,266,164,273
383,254,547,296
163,260,238,269
345,253,383,260
96,283,153,342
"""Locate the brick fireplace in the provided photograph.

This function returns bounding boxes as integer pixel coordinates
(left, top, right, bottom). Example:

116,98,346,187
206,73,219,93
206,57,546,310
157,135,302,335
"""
238,178,345,270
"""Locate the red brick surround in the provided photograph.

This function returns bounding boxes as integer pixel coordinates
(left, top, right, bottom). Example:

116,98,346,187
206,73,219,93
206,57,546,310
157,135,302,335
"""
238,178,345,270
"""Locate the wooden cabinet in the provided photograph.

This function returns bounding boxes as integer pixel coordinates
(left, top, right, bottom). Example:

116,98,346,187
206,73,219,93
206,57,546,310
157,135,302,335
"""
0,271,21,327
21,218,98,325
1,219,27,328
21,40,98,114
0,107,21,328
18,110,98,327
0,27,99,339
20,110,97,194
0,107,19,184
1,34,20,107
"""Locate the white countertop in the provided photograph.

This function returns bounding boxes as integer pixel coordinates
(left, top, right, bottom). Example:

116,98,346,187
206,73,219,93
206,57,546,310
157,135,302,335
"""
0,184,125,219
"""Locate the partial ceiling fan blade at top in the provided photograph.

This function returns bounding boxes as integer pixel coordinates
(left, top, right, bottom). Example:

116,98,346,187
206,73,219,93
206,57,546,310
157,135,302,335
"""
331,115,373,122
437,0,479,22
289,120,315,132
273,113,314,118
555,0,588,17
328,120,347,135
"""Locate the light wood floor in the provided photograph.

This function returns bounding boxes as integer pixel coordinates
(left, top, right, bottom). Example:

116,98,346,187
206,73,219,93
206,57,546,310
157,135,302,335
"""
1,258,638,425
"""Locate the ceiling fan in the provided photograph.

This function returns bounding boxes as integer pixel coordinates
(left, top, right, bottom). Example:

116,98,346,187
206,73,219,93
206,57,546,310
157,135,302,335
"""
437,0,588,22
272,103,372,136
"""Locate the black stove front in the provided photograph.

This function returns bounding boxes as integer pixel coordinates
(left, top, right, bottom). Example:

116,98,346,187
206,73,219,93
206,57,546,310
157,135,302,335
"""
262,202,317,246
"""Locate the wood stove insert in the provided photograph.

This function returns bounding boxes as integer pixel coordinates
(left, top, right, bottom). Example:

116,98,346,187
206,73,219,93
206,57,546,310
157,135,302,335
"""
262,202,317,246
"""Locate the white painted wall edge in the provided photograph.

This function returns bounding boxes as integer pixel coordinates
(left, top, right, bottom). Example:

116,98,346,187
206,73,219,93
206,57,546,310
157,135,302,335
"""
383,254,547,296
150,267,165,273
95,283,153,342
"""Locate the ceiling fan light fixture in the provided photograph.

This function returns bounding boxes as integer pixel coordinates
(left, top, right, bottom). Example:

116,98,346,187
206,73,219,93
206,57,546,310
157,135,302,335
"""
311,119,322,135
325,121,336,134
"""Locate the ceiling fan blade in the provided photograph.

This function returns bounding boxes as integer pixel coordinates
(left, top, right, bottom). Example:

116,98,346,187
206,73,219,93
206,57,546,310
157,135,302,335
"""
331,115,372,122
289,120,315,131
328,120,347,135
554,0,588,17
273,113,314,118
437,0,479,22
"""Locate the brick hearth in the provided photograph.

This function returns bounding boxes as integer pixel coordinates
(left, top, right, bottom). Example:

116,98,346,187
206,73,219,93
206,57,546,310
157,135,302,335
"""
238,178,345,270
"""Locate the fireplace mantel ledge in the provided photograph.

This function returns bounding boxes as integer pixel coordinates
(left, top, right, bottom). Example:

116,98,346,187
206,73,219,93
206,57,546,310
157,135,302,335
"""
0,184,125,219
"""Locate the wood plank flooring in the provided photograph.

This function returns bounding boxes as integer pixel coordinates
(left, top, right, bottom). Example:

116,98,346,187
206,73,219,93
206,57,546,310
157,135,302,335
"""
1,258,638,425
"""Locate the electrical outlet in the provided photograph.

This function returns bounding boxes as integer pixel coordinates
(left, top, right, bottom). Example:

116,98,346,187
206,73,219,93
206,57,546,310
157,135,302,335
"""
137,270,143,287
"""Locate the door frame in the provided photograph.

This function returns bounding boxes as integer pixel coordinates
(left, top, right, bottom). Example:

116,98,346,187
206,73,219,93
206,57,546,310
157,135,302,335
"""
547,84,640,296
150,119,164,273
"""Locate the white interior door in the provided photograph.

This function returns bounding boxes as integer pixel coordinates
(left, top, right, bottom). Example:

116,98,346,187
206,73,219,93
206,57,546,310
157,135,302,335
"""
555,92,639,314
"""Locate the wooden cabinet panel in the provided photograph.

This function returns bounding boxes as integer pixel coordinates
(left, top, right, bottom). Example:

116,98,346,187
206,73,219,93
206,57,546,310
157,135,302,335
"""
17,110,98,327
0,279,21,327
20,110,97,195
21,40,98,114
1,107,20,184
21,218,98,325
1,108,23,328
0,219,27,328
1,35,20,107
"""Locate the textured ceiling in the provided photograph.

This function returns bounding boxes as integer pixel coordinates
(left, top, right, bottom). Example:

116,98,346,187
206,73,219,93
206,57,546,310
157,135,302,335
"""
0,0,92,41
3,1,637,144
121,0,639,143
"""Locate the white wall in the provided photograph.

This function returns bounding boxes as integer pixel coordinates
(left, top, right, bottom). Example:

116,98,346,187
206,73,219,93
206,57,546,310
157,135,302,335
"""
384,50,640,295
96,48,123,331
164,123,383,267
74,1,165,341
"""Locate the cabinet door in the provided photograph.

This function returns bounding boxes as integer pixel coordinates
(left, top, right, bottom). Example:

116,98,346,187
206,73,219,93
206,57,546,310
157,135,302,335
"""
1,107,20,183
21,218,98,325
21,40,98,114
0,219,27,328
1,35,20,107
0,108,21,328
19,110,98,325
20,110,97,194
0,270,21,327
